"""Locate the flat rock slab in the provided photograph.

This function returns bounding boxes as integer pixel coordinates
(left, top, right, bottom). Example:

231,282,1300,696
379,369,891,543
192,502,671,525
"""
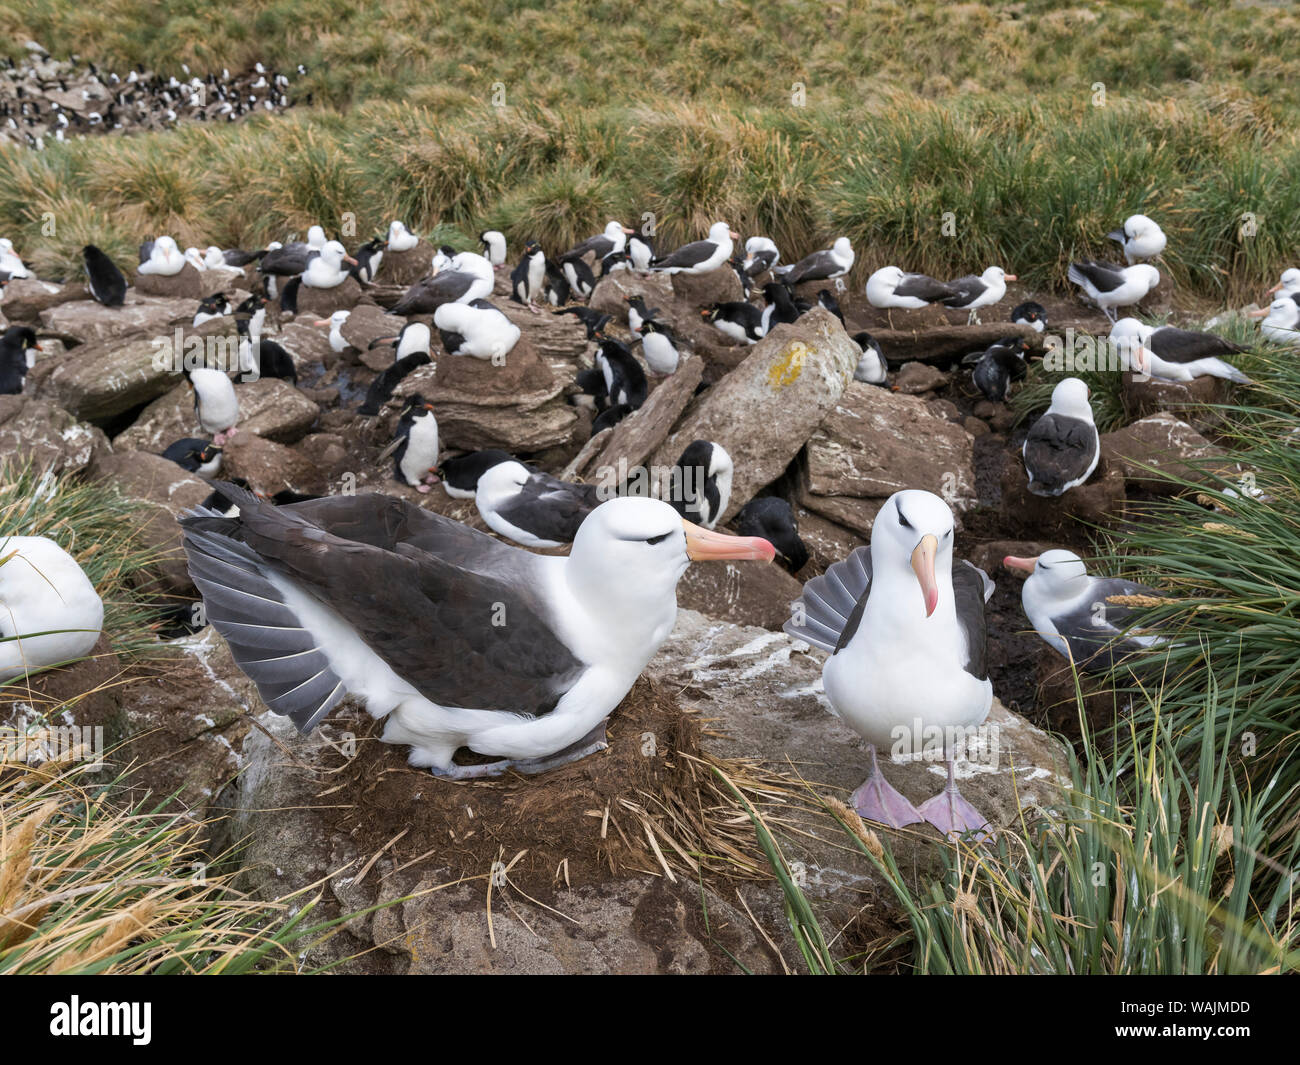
134,263,206,300
294,275,362,317
871,322,1039,368
1121,372,1232,433
115,378,320,451
0,394,107,475
377,240,435,286
339,303,409,352
40,295,197,346
675,558,805,630
2,278,88,322
800,381,978,524
1101,412,1236,495
998,451,1127,538
88,449,212,594
650,307,860,523
34,334,182,422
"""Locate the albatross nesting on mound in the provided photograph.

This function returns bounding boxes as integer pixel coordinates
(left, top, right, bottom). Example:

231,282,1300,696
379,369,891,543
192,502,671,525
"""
180,489,774,778
785,489,995,839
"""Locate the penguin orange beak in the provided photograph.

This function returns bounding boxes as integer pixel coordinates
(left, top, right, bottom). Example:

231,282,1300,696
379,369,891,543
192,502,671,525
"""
1003,555,1038,574
911,534,939,617
683,520,775,562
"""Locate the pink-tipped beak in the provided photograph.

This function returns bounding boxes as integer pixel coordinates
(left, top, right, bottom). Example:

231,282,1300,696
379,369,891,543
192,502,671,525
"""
1003,554,1038,574
911,535,939,617
1004,274,1018,281
729,230,741,240
1267,283,1282,294
313,319,330,327
622,226,635,235
1248,308,1270,319
683,520,775,562
344,255,358,266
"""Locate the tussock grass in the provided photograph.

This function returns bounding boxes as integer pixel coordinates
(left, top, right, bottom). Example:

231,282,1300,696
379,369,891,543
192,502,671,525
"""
2,96,1297,300
740,700,1298,975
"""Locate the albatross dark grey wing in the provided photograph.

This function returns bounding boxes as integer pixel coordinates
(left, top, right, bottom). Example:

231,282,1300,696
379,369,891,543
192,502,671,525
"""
1148,326,1246,363
495,474,601,545
894,273,954,302
782,250,838,285
653,239,718,271
1023,414,1098,494
784,545,872,653
1050,577,1167,671
180,490,586,731
1067,259,1127,292
390,270,476,316
952,560,993,680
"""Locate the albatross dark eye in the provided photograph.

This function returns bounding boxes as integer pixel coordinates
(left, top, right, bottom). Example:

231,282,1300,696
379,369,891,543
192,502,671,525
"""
897,509,912,530
645,533,671,545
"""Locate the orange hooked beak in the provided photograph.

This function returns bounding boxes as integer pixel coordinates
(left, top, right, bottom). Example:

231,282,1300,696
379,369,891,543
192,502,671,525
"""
683,519,775,562
1003,554,1038,574
313,319,330,327
911,534,939,617
344,255,358,266
1004,273,1018,281
1267,283,1282,295
1248,307,1270,319
729,230,741,241
622,226,635,235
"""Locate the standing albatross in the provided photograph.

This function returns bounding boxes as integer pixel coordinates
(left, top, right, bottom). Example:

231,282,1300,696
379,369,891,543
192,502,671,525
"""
785,489,995,838
180,490,774,777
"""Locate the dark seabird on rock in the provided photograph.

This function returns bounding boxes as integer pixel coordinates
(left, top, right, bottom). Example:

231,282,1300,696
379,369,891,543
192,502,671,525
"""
666,440,733,530
379,394,440,492
162,437,222,477
558,305,612,339
82,244,127,307
703,301,765,344
1022,377,1099,497
392,253,494,315
179,487,773,777
1009,301,1047,333
851,331,888,385
0,325,40,394
733,496,807,572
623,294,660,333
564,220,634,263
963,335,1030,402
785,490,995,838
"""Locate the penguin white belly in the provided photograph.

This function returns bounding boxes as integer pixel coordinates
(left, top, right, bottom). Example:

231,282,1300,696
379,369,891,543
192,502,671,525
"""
398,414,440,485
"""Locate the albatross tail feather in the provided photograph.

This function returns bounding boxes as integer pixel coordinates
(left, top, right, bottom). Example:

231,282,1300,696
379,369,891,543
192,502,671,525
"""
783,545,872,652
180,500,347,732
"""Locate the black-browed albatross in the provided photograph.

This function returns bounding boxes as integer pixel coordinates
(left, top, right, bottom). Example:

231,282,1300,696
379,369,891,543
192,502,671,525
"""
181,489,775,777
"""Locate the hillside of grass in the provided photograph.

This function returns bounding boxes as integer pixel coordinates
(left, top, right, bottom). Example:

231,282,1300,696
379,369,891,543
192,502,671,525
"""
0,1,1296,299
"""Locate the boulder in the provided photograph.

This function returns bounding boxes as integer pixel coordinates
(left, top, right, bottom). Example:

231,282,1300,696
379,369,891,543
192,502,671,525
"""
220,433,327,495
1121,372,1231,433
893,361,948,394
998,451,1126,538
1,278,87,322
86,449,211,595
589,272,677,328
499,303,589,363
669,266,743,310
786,505,867,577
276,321,337,369
1100,412,1236,495
34,334,181,422
219,676,780,974
339,303,408,353
565,357,704,487
796,382,977,538
133,262,206,300
431,334,578,453
114,378,320,452
39,295,196,346
675,558,805,630
650,308,860,523
376,240,434,286
869,323,1039,368
0,394,107,475
293,275,362,317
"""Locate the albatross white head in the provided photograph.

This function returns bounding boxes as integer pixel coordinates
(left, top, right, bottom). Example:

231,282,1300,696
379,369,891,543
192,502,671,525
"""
1004,549,1089,610
1046,376,1095,422
565,496,774,652
306,225,327,249
869,489,958,620
387,220,419,252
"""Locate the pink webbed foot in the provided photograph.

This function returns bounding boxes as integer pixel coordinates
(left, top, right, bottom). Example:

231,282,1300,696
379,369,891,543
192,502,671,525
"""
917,760,994,842
416,483,432,494
851,744,923,828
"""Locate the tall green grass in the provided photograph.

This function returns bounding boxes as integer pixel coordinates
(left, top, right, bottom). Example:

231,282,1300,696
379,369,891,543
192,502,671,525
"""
2,96,1298,299
737,695,1298,975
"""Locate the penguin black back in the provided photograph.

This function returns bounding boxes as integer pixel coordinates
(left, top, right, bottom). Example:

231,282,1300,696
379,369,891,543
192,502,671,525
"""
82,245,127,307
